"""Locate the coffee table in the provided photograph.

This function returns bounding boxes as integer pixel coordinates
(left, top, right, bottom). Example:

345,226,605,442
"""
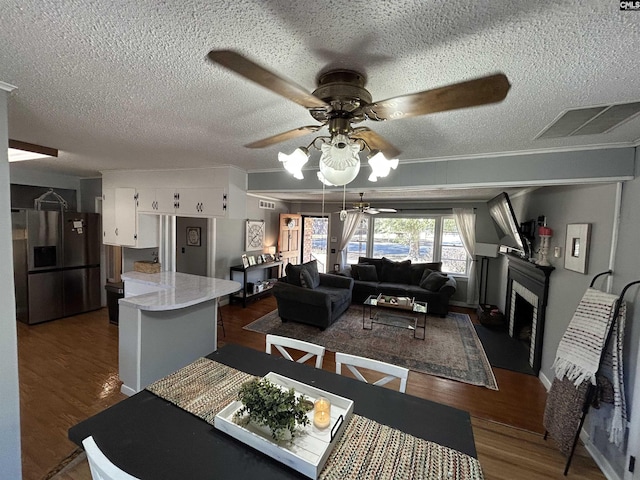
362,294,427,340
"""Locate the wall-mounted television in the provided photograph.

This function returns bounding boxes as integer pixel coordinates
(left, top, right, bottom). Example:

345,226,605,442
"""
487,192,531,258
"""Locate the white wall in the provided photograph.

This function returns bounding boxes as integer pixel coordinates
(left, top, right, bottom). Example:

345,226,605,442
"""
0,88,22,478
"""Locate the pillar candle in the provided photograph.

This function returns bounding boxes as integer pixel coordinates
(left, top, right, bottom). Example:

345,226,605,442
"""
313,397,331,429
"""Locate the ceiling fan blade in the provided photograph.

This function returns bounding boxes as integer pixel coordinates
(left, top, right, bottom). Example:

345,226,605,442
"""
351,128,401,158
207,50,328,110
376,208,397,213
244,125,323,149
363,73,511,121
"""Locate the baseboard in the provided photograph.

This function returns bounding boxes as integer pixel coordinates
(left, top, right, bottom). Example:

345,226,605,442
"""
120,384,137,397
580,430,622,480
539,371,552,390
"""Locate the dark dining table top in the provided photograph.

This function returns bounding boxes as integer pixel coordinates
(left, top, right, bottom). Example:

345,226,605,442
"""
69,343,477,479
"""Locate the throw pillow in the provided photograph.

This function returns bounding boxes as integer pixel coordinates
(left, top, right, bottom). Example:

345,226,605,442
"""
420,271,449,291
285,263,303,287
303,259,321,288
410,262,443,285
418,268,435,286
357,264,378,282
300,269,314,289
350,264,361,280
285,260,320,288
381,257,412,283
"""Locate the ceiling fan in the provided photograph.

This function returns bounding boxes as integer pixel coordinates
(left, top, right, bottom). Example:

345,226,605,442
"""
206,50,511,160
337,193,397,220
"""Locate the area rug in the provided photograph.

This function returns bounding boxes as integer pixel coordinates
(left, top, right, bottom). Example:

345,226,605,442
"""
245,307,498,390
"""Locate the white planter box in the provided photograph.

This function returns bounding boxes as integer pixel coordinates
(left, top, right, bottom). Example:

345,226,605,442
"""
214,372,354,479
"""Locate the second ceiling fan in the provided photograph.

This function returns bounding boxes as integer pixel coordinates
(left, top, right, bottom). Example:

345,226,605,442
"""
337,193,397,220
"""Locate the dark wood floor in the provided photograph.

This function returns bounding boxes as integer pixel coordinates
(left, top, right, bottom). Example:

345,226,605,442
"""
18,297,604,480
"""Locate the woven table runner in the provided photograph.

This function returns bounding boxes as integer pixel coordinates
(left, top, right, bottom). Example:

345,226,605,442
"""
146,358,484,480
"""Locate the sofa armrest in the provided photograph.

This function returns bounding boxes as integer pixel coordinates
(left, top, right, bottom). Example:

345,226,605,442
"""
273,281,331,308
439,276,457,296
319,273,354,290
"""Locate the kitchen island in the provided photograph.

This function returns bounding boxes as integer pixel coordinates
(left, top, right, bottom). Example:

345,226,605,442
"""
118,271,241,396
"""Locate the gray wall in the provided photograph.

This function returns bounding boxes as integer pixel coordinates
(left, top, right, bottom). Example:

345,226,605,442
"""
0,89,22,478
215,195,290,281
176,216,208,276
490,177,639,477
79,177,102,213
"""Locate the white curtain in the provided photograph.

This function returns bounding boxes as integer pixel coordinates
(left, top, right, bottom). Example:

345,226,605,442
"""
452,208,477,306
337,212,363,268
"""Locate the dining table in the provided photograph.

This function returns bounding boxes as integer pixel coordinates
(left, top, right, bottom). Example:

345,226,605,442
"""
68,343,479,479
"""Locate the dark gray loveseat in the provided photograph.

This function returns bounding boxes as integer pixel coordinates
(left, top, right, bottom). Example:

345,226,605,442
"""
341,257,457,317
273,260,354,330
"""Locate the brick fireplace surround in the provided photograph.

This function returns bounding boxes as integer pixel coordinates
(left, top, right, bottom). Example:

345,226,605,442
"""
505,254,554,374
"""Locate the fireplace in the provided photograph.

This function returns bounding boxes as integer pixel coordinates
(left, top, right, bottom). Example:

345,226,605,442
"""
505,255,553,374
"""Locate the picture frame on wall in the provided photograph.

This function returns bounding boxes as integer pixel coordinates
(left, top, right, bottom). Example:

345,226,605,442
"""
564,223,591,274
186,227,201,247
245,220,265,251
241,254,250,269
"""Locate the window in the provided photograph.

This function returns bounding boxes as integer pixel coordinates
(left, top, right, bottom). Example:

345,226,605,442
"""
346,216,369,264
347,215,469,275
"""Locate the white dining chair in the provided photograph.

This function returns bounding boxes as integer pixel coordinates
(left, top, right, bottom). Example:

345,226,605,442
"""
265,334,325,369
83,436,140,480
335,352,409,393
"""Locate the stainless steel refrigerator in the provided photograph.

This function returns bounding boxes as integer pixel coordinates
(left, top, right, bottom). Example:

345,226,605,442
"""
12,209,102,324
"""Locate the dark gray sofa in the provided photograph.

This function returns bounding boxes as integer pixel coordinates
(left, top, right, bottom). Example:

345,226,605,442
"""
341,257,457,317
273,260,354,330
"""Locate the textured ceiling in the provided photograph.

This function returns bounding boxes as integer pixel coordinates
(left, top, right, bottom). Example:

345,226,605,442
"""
1,1,639,202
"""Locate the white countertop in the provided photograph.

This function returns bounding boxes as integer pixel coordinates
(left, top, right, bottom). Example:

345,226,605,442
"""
120,271,241,311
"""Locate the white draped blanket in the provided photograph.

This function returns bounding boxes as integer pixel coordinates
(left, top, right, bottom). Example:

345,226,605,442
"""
552,288,627,445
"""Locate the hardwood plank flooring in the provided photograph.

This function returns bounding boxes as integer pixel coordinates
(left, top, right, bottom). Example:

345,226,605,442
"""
18,298,604,479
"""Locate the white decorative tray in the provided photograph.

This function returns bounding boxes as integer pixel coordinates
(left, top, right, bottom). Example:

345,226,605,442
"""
214,372,354,479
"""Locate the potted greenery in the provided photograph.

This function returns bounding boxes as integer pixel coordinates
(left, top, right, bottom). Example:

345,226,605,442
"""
234,378,313,441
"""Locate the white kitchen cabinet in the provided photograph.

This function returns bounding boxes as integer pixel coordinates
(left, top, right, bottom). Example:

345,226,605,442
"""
175,187,225,217
136,187,177,214
103,187,159,248
102,188,118,244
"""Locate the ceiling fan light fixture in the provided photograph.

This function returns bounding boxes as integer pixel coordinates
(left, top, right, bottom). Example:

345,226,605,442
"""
317,134,361,186
278,147,309,179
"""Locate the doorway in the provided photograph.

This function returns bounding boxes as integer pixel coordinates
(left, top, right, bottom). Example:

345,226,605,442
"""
176,217,208,276
301,215,329,273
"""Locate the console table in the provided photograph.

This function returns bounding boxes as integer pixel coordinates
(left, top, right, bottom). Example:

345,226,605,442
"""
229,260,283,307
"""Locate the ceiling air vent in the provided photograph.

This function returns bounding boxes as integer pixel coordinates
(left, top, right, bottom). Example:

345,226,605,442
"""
537,101,640,139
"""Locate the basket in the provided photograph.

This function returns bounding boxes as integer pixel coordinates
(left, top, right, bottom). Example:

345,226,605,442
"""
133,261,161,274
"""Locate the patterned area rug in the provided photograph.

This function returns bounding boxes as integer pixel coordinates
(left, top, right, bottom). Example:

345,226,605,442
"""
245,307,498,390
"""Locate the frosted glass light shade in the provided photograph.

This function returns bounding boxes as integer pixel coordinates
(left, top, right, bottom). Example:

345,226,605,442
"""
278,148,308,180
319,159,360,186
317,171,334,186
367,151,399,181
318,134,361,186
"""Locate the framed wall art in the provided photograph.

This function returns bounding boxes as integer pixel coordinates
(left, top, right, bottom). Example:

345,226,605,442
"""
245,220,265,251
186,227,201,247
564,223,591,274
